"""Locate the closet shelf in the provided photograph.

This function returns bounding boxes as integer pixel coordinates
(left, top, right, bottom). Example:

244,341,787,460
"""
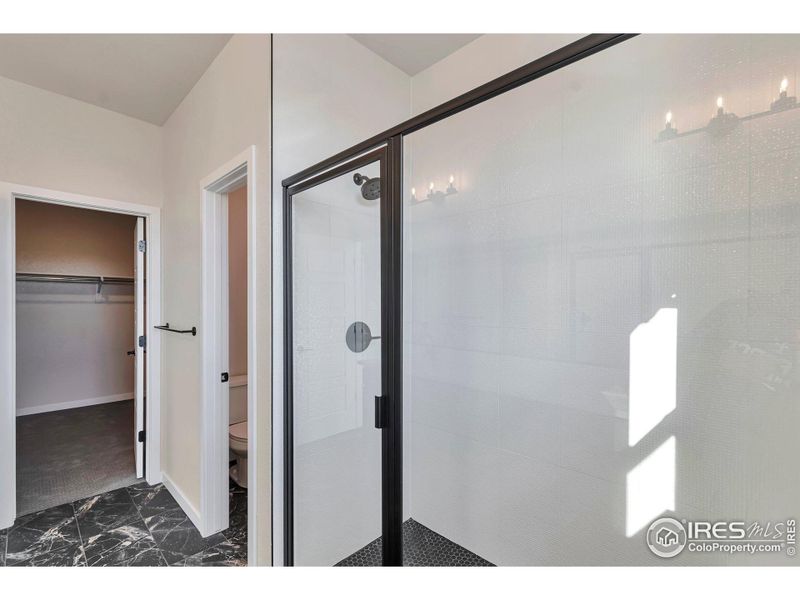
16,272,134,293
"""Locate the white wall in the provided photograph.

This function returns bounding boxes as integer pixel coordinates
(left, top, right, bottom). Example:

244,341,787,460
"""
410,34,581,115
404,34,800,565
161,34,272,564
0,75,163,206
15,200,137,415
228,185,248,379
271,33,411,565
228,186,248,428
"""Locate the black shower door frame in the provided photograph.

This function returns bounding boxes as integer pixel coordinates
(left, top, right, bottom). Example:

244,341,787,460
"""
283,141,404,566
282,33,636,567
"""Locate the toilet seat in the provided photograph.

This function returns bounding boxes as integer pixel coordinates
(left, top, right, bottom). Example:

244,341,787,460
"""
229,421,248,442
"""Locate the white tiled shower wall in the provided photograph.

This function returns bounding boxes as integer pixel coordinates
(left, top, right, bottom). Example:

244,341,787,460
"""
404,35,800,565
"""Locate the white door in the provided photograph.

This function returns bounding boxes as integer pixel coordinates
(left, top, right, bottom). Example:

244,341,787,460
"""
134,217,145,478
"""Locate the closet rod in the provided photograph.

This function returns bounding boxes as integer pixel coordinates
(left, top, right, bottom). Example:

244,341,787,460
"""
16,272,134,285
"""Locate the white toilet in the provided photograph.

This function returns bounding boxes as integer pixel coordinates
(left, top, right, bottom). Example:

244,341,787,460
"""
229,421,248,488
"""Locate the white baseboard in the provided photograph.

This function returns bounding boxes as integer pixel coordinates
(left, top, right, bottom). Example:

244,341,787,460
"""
161,471,205,536
16,392,133,416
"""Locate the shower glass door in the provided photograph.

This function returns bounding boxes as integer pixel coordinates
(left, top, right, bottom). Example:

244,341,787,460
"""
287,148,398,565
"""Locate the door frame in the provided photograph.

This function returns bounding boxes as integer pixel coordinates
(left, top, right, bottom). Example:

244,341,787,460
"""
199,146,258,564
0,180,162,530
282,142,403,566
134,216,146,478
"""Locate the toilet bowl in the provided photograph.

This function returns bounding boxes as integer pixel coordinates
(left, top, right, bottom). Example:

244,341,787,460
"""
229,421,248,488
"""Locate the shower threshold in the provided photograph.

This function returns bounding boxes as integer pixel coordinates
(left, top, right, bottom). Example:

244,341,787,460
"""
335,519,494,566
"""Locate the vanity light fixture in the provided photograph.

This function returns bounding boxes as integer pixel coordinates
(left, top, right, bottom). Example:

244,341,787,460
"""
658,110,678,141
414,175,459,203
771,76,797,112
657,77,799,142
706,95,739,136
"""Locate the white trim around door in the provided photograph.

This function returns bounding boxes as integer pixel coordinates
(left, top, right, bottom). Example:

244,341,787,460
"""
0,181,162,530
200,146,258,566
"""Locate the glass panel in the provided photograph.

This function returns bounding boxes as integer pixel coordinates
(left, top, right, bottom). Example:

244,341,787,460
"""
404,34,800,565
292,160,383,565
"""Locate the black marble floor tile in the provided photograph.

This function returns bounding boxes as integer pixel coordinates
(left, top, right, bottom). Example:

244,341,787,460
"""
73,487,141,539
229,487,247,526
83,518,166,567
222,521,247,548
145,507,225,565
126,482,181,518
335,519,494,567
3,481,247,568
8,543,86,567
224,484,248,547
182,539,246,567
5,503,80,565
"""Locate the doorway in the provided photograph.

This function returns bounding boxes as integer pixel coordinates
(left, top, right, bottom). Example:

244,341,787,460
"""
0,182,163,533
200,147,256,565
13,199,147,514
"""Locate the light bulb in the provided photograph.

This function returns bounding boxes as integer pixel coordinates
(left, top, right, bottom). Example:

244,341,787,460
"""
411,187,416,197
429,182,434,191
716,96,724,109
665,111,673,125
781,76,789,93
449,174,455,185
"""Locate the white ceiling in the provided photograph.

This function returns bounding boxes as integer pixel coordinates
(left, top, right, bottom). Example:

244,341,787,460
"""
349,34,481,75
0,34,232,125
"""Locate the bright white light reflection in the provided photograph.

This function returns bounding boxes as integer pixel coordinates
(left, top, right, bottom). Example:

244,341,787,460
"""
628,308,677,446
626,436,676,537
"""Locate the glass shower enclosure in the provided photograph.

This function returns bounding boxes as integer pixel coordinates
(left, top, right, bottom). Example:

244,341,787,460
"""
284,33,800,566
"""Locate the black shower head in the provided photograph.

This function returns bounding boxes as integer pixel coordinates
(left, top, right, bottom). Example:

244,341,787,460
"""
353,172,380,201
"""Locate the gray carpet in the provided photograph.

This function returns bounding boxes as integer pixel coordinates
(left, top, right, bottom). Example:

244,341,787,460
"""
16,400,142,516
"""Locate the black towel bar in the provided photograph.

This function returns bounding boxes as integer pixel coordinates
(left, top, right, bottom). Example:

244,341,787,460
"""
154,322,197,336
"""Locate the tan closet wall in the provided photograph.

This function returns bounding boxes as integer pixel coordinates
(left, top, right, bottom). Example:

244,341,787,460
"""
16,199,138,415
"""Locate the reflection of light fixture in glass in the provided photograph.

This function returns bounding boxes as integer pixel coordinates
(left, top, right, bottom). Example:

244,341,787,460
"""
445,174,458,195
659,110,678,141
707,94,739,136
426,181,435,200
772,76,797,112
417,175,460,203
659,77,800,143
411,187,417,201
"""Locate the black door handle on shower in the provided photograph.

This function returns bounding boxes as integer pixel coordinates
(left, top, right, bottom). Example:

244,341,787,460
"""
375,395,389,429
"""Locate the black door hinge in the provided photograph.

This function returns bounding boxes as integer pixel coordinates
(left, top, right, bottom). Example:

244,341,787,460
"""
138,335,146,349
138,430,146,443
221,372,229,383
375,395,389,429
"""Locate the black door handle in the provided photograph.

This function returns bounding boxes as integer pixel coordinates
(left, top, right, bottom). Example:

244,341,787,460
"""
127,350,135,356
